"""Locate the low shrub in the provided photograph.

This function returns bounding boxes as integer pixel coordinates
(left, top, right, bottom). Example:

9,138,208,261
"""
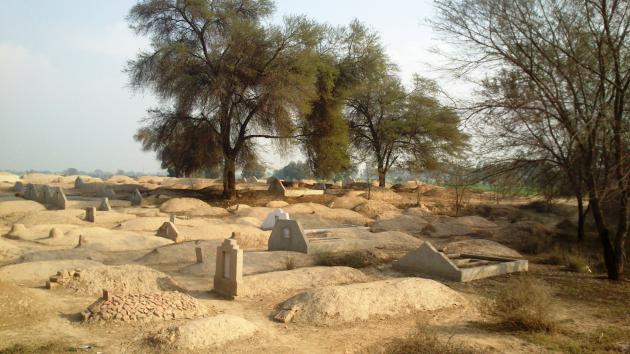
384,323,476,354
489,277,557,332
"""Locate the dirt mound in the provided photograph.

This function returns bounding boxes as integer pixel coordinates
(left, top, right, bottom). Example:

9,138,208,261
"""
275,278,467,325
50,264,182,296
106,175,138,184
367,189,405,203
495,220,557,253
150,315,257,350
422,216,497,238
0,172,20,183
0,260,104,286
370,213,428,234
266,200,289,208
450,216,498,229
50,227,173,251
353,200,399,218
442,239,522,258
240,266,370,298
332,196,367,210
20,173,63,184
0,200,46,217
232,206,273,223
285,203,371,226
15,209,86,226
118,217,167,231
159,198,228,217
83,291,209,323
0,281,51,329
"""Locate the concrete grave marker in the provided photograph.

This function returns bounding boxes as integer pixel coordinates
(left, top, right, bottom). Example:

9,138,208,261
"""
74,176,84,189
195,247,204,263
49,227,63,238
24,184,38,201
85,207,96,223
268,219,309,254
130,189,142,206
268,177,286,195
261,208,290,230
157,221,181,242
13,181,24,194
213,238,243,298
169,214,176,223
98,197,111,211
52,187,67,210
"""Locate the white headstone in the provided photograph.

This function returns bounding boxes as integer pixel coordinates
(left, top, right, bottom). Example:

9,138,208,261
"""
261,208,290,230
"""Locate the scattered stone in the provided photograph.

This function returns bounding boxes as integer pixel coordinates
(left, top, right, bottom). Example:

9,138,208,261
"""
213,238,243,299
260,208,290,230
130,189,143,206
98,197,111,211
157,221,181,242
268,219,309,254
82,291,208,323
85,207,96,222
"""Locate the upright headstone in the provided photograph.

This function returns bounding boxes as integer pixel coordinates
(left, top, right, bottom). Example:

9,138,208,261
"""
130,189,142,206
268,177,286,195
169,214,176,223
98,197,111,211
261,208,290,230
85,207,96,223
195,247,204,263
13,181,24,194
52,187,67,210
342,176,356,188
76,235,86,248
157,221,181,242
74,176,84,189
213,238,243,299
268,219,309,254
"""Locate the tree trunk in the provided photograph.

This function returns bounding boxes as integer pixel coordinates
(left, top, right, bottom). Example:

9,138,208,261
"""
576,193,585,242
589,194,622,280
377,166,386,187
222,155,236,199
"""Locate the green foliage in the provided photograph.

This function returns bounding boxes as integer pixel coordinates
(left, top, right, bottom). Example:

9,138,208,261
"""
272,161,312,181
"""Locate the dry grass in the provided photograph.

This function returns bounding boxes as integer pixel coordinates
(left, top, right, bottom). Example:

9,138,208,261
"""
488,277,558,332
284,255,296,270
0,343,76,354
382,323,477,354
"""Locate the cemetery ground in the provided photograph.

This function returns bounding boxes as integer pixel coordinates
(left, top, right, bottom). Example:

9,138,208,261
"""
0,172,628,353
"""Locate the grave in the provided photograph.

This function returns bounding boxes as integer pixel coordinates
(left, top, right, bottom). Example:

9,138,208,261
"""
130,189,143,206
102,186,116,199
213,238,243,299
268,219,309,254
52,187,67,210
394,242,528,282
342,176,356,188
85,207,96,223
156,221,181,242
268,177,286,195
49,228,63,238
13,181,24,194
75,176,84,189
260,208,290,230
24,184,39,201
195,247,204,263
98,197,112,211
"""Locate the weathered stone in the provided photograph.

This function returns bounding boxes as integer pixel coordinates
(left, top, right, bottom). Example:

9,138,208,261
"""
76,235,86,248
268,219,309,254
13,181,24,194
85,207,96,222
195,247,204,263
213,238,243,299
75,176,84,189
169,214,176,223
156,221,181,242
130,189,143,206
41,186,54,205
98,197,111,211
102,186,116,199
268,177,286,194
260,208,290,230
49,227,63,238
52,187,67,210
23,183,39,201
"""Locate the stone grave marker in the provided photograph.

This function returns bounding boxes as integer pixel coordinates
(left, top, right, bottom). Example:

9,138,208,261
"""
261,208,290,230
98,197,111,211
74,176,84,189
268,177,286,195
14,181,24,194
85,207,96,223
213,238,243,298
157,221,181,242
268,219,309,254
130,189,142,206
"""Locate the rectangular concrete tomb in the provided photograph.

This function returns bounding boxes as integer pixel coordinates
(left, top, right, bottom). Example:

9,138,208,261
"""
394,242,528,282
213,238,243,298
268,219,309,254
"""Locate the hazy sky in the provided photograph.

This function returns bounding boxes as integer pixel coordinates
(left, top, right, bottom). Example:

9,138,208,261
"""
0,0,459,174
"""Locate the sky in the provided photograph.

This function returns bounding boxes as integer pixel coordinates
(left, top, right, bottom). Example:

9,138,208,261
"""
0,0,463,174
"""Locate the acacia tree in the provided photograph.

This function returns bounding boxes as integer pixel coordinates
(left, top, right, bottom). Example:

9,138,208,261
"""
301,20,388,179
434,0,630,279
127,0,319,197
347,74,467,187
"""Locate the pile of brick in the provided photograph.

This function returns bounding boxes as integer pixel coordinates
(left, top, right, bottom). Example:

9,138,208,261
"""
82,290,209,323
